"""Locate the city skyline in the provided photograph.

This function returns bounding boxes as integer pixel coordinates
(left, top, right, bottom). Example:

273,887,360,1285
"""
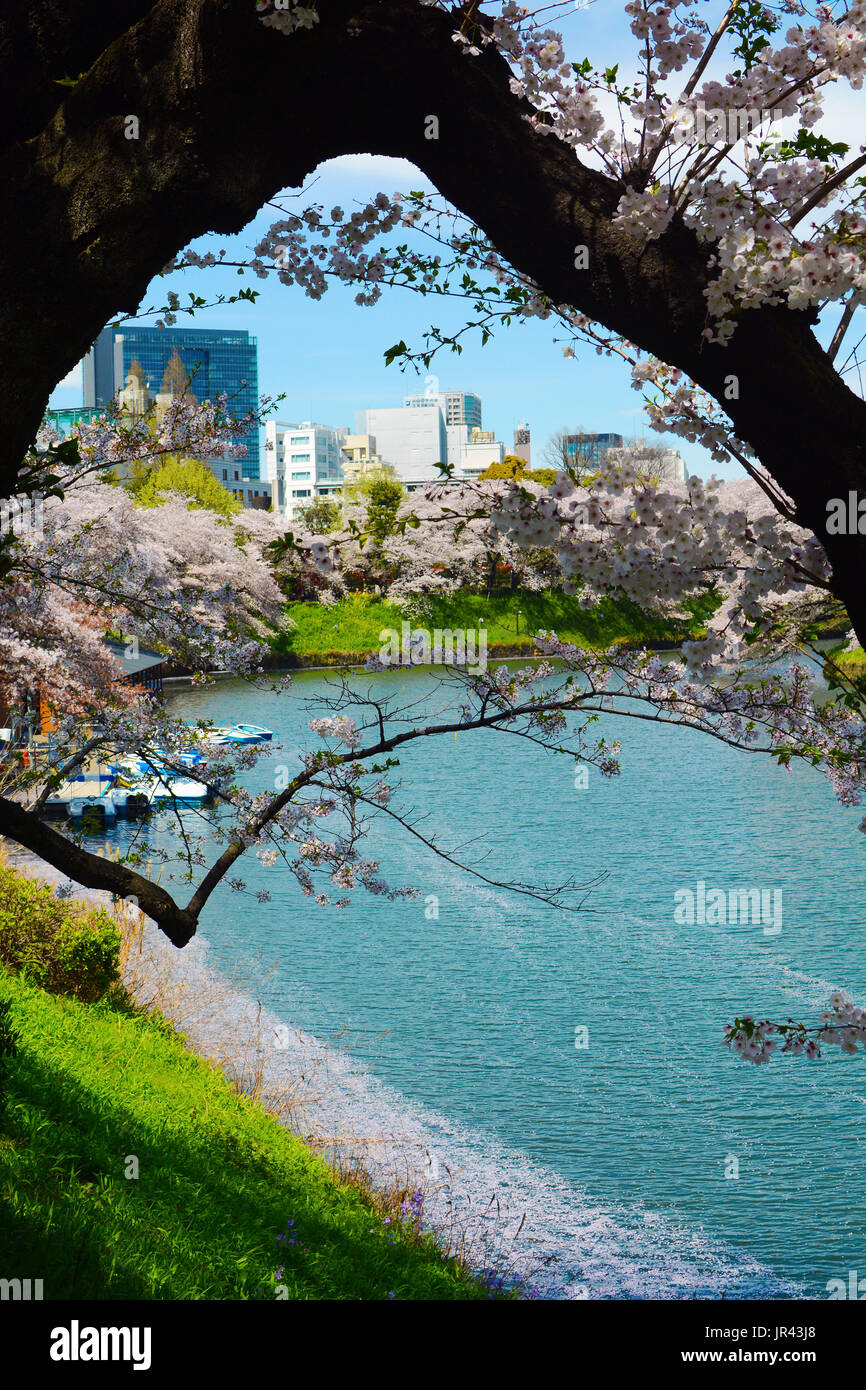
49,158,735,482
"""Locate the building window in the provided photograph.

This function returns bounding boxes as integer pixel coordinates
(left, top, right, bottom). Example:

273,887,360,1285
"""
293,489,311,498
291,453,311,464
222,469,227,480
290,436,309,446
291,471,310,480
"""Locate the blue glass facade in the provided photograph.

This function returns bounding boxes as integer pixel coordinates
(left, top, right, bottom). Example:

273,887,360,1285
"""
85,326,260,478
564,432,624,469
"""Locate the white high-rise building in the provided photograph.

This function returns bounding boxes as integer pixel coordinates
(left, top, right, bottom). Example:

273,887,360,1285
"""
355,403,448,488
403,390,483,432
357,392,502,487
513,422,531,468
265,420,347,518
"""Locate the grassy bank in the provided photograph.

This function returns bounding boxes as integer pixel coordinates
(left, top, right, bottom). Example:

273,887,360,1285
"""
832,646,866,679
273,590,717,665
0,868,503,1300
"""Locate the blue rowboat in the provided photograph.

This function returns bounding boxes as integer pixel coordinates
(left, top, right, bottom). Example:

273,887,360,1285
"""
233,723,273,741
214,723,274,744
185,722,273,746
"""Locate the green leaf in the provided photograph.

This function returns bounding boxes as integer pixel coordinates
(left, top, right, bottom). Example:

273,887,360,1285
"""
383,340,408,367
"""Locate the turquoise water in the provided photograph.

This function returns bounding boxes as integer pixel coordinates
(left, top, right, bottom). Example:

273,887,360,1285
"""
110,666,866,1295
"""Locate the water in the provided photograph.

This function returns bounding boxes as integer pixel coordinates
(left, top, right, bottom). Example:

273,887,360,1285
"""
83,665,866,1296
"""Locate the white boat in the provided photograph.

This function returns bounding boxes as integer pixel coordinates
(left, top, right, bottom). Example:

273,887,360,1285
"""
68,794,117,821
113,751,204,782
108,787,150,818
199,730,235,747
131,775,210,805
231,723,273,742
184,721,272,746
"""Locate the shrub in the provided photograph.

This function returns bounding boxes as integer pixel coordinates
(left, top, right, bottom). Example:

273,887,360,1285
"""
0,865,120,1002
0,998,19,1121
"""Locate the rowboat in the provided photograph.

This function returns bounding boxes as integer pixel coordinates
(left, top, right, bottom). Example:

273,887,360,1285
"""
108,787,150,818
111,749,203,779
231,723,273,742
198,723,274,746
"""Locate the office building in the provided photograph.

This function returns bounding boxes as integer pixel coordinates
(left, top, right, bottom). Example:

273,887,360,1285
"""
84,325,260,478
42,406,102,435
563,432,624,470
214,457,272,509
357,392,503,487
403,390,482,432
356,402,448,488
265,420,347,518
341,434,388,482
513,423,531,468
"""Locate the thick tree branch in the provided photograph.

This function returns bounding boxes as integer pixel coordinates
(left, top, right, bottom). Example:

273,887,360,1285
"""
0,0,863,640
0,793,198,945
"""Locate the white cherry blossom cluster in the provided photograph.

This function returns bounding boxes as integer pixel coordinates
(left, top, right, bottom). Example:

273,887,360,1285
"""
486,4,615,158
612,188,676,240
255,1,319,36
37,391,255,475
485,467,829,672
525,636,866,811
483,1,866,340
725,992,866,1063
250,196,403,306
308,714,362,749
624,0,706,78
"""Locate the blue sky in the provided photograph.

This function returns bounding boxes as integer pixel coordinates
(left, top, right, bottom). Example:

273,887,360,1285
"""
48,1,864,482
48,152,726,480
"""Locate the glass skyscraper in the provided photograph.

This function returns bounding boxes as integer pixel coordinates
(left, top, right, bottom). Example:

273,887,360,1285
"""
83,325,260,478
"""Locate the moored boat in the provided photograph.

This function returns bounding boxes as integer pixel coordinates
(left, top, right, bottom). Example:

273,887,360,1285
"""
184,721,273,746
134,775,210,804
68,794,117,822
231,723,273,742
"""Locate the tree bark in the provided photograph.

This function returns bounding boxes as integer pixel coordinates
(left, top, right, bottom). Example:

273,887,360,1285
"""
0,794,198,945
1,0,863,633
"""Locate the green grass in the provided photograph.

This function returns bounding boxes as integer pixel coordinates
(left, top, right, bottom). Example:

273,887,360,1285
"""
272,590,717,664
415,590,716,650
831,647,866,678
275,595,406,662
0,970,500,1300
